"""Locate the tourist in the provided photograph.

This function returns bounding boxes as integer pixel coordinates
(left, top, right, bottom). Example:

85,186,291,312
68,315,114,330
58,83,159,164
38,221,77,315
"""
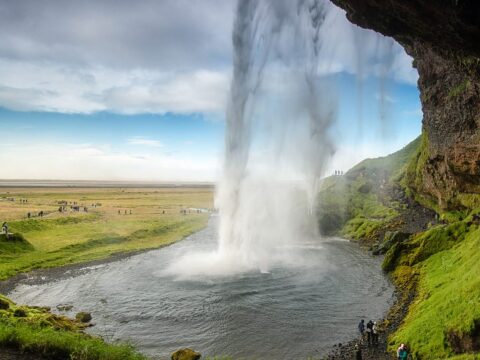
366,320,374,345
2,222,8,239
372,321,379,345
397,344,408,360
358,319,365,338
354,343,362,360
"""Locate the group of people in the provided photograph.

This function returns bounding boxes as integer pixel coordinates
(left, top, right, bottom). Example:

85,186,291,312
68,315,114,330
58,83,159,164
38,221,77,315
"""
358,319,379,346
27,211,44,218
355,319,410,359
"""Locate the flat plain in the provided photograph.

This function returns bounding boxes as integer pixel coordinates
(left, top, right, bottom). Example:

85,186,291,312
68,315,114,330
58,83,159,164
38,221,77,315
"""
0,186,214,280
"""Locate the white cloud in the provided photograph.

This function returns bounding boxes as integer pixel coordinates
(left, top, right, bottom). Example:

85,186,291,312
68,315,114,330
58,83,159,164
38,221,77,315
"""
0,59,230,114
127,137,163,148
0,142,219,182
0,1,418,115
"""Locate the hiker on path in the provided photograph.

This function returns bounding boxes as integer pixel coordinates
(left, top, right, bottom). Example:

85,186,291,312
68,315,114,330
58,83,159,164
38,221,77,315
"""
358,319,365,339
397,344,408,360
2,222,9,239
366,320,374,345
372,321,379,345
354,343,362,360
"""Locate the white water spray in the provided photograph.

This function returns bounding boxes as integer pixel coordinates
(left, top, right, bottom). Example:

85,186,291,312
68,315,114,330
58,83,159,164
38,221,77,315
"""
167,0,410,278
167,0,338,277
215,0,337,274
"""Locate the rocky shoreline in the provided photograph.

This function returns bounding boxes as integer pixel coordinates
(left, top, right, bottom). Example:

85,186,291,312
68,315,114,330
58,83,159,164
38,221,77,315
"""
326,284,416,360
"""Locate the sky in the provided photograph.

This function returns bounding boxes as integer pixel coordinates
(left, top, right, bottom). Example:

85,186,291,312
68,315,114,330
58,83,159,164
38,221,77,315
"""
0,0,422,182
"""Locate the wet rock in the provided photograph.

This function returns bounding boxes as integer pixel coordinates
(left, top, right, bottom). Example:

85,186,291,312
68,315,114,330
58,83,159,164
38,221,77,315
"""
171,348,201,360
56,304,73,311
75,312,92,323
372,231,412,255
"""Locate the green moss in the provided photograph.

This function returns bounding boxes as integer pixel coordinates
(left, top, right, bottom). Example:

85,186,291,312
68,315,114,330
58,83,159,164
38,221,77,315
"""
389,226,480,358
401,133,429,198
382,242,403,272
317,137,422,238
408,222,469,265
0,233,34,255
448,79,472,98
0,294,146,360
457,193,480,210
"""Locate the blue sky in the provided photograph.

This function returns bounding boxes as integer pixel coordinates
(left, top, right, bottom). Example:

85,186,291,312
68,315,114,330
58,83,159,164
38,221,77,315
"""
0,0,422,181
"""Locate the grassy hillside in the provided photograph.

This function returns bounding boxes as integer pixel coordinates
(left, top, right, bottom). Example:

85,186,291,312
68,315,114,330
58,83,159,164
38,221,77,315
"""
318,137,480,358
389,217,480,358
317,136,421,241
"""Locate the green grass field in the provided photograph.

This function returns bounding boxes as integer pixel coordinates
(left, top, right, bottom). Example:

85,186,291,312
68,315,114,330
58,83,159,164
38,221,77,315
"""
0,187,213,280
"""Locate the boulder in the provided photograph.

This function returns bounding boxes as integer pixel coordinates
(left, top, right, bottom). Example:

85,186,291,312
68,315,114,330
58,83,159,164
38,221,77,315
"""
57,304,73,311
75,312,92,323
171,348,201,360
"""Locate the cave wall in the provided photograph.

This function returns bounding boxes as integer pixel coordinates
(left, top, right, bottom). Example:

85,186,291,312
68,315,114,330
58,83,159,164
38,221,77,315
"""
331,0,480,210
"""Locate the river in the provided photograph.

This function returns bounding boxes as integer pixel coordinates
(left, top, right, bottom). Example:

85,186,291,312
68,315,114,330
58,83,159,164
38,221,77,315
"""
8,216,393,359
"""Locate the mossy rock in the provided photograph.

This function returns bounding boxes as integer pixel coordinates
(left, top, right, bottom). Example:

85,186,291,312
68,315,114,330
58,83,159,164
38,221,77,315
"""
171,348,201,360
14,308,28,317
0,297,10,310
377,231,411,255
75,312,92,323
382,242,403,272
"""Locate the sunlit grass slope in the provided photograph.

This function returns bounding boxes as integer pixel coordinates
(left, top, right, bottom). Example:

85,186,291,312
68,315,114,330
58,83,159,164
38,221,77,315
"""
390,223,480,359
317,136,421,240
0,187,213,280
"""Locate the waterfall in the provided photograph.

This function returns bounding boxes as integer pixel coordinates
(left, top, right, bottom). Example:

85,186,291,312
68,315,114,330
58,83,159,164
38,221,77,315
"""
167,0,399,277
213,0,336,273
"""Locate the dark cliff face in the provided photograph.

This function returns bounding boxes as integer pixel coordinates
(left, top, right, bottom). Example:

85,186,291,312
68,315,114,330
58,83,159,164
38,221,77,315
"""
331,0,480,210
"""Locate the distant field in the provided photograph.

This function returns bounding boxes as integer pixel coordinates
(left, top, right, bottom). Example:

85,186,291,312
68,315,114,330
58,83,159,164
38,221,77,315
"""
0,187,214,280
